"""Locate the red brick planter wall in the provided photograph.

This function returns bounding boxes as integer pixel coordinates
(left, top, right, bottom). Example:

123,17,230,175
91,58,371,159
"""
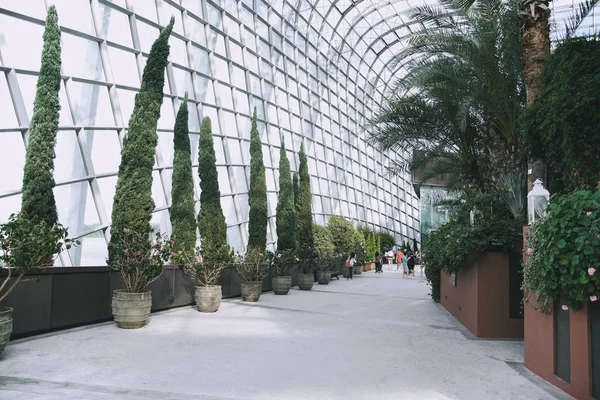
523,226,595,399
440,251,524,338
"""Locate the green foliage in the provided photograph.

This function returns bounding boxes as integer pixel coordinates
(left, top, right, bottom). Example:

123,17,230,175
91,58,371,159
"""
368,0,524,191
524,189,600,312
313,223,335,259
0,213,76,304
247,108,268,250
424,192,522,301
524,37,600,192
170,95,196,256
233,248,270,282
412,238,419,253
276,138,297,253
108,18,174,285
377,232,395,252
365,234,375,262
20,6,61,227
109,226,171,292
293,172,299,211
198,117,229,267
297,143,315,272
353,230,367,266
167,244,227,287
375,235,381,255
327,215,355,257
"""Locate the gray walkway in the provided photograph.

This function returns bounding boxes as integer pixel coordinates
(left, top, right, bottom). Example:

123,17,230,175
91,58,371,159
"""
0,269,567,400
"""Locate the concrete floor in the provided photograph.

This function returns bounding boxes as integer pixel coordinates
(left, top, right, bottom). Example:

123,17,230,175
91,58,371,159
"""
0,269,568,400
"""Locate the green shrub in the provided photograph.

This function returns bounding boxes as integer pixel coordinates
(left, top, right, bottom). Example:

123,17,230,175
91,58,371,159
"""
198,117,229,266
377,232,395,252
424,192,522,301
524,189,600,312
412,238,419,253
293,172,299,211
297,143,315,272
20,6,61,228
276,138,297,253
327,215,355,257
108,18,174,286
353,230,367,266
313,223,334,259
170,95,196,256
247,108,267,250
524,37,600,192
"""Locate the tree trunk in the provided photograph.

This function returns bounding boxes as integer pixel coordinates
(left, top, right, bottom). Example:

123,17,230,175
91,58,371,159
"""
520,8,551,190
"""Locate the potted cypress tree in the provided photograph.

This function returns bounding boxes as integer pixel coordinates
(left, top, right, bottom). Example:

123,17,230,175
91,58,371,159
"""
273,138,297,295
196,116,230,311
107,18,174,329
0,215,75,355
237,108,269,301
0,7,75,353
297,143,316,290
353,231,366,275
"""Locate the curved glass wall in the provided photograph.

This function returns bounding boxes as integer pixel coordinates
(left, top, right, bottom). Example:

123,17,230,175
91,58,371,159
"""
0,0,421,266
0,0,596,267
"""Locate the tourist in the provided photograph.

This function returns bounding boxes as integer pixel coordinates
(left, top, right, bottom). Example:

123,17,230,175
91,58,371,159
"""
402,252,409,278
375,251,382,273
346,253,356,280
408,253,416,276
396,249,404,271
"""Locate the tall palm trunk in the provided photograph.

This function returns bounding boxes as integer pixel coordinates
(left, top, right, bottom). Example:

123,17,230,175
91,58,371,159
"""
519,4,551,189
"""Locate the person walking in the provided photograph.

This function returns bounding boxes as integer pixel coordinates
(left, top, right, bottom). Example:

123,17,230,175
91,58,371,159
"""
345,253,356,280
396,249,404,271
402,253,409,278
407,253,416,276
375,251,382,274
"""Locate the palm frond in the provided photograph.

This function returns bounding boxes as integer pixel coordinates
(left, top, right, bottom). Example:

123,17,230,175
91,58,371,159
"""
564,0,600,40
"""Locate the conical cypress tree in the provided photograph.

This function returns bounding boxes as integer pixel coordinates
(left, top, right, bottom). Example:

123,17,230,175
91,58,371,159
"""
20,6,61,227
293,172,299,211
297,143,315,270
198,117,228,263
247,108,267,251
170,94,196,255
108,18,174,267
276,138,296,252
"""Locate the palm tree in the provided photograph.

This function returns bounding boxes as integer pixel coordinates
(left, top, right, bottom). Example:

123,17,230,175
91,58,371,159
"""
517,0,598,188
369,0,524,192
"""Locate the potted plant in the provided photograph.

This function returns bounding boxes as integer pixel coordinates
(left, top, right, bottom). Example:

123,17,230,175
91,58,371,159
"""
353,230,367,275
296,143,316,291
234,248,271,302
0,214,75,354
108,225,170,328
273,137,297,295
273,249,295,295
169,242,229,312
313,223,335,284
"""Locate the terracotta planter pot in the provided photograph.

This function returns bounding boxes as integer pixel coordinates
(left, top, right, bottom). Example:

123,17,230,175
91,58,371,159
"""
112,290,152,329
0,307,13,355
195,285,222,312
317,271,332,284
297,273,314,291
272,276,291,295
241,281,262,302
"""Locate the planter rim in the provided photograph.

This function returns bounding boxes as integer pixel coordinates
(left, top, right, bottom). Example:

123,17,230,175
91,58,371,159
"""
0,307,13,314
196,284,221,289
113,289,151,295
241,281,262,284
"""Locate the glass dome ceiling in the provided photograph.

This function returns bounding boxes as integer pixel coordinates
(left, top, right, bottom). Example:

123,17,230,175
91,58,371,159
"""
270,0,599,112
